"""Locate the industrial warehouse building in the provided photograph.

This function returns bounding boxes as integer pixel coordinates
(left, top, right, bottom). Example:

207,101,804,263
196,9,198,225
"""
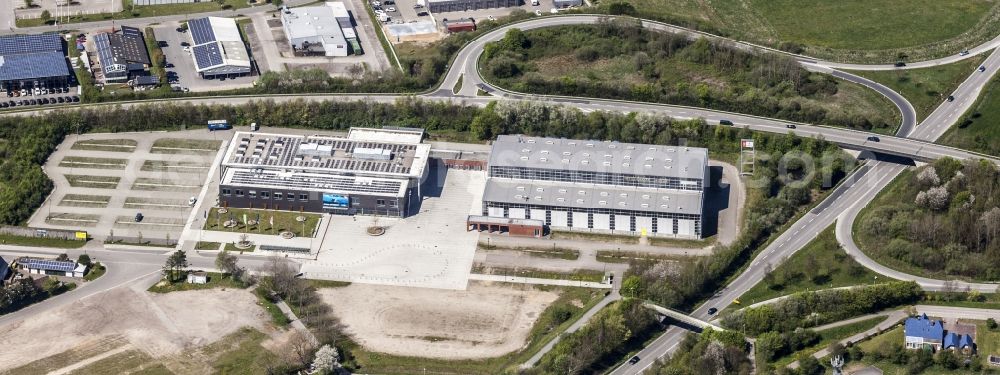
428,0,519,13
481,135,708,238
94,26,151,83
0,34,71,91
187,17,252,79
218,127,431,217
280,2,360,57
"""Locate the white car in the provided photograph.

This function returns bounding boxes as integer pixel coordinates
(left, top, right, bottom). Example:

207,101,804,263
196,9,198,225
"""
488,15,495,21
550,7,558,13
183,46,190,52
387,6,395,11
534,9,541,16
371,1,380,6
188,197,197,206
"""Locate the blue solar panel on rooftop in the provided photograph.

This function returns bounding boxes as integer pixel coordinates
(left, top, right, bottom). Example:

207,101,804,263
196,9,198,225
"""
0,34,62,55
22,259,76,272
192,43,224,70
0,51,71,81
189,18,217,46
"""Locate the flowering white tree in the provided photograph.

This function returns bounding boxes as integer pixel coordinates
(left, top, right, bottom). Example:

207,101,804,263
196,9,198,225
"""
916,167,940,186
311,345,340,374
915,186,949,211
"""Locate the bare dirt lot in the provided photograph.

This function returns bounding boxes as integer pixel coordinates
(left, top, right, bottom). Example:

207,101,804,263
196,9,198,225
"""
0,286,269,372
317,282,558,359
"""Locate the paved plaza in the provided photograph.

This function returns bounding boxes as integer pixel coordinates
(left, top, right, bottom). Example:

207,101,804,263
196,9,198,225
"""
300,166,485,290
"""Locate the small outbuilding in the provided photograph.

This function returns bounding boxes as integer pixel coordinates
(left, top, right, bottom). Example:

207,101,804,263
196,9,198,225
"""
467,215,544,237
186,271,209,284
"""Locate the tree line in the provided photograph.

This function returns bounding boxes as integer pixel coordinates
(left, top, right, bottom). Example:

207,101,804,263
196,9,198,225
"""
481,20,896,131
649,329,752,375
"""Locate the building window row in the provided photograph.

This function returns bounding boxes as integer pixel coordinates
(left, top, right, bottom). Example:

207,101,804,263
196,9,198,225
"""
488,166,703,190
222,188,308,201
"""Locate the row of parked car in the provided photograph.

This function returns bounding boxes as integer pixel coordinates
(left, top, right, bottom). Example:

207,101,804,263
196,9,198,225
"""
6,86,73,98
1,96,80,108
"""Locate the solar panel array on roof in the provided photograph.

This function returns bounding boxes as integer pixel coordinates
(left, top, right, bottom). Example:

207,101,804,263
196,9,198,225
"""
22,258,76,272
0,52,71,81
193,43,224,70
226,169,405,195
227,135,418,175
189,17,217,45
0,34,62,55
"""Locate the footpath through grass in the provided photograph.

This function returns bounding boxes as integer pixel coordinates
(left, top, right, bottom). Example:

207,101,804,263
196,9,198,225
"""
847,55,987,122
738,225,878,305
770,315,887,367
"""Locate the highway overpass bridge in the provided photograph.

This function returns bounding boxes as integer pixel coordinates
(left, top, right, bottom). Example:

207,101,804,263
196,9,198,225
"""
644,302,726,332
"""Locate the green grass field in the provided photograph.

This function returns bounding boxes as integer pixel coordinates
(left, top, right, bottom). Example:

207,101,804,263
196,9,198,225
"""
847,55,987,121
613,0,999,63
738,225,879,305
150,138,223,154
471,264,606,283
940,75,1000,156
204,207,322,238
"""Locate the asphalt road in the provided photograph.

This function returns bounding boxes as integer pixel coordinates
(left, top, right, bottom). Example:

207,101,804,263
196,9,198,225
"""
0,10,998,374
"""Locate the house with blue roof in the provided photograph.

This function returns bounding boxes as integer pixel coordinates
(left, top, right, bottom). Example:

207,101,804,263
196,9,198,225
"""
904,313,976,353
904,313,944,350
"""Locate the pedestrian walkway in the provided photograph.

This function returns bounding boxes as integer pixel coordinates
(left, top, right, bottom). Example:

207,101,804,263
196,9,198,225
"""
468,273,612,289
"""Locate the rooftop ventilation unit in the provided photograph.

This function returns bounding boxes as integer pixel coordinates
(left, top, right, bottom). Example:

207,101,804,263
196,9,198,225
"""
353,147,391,160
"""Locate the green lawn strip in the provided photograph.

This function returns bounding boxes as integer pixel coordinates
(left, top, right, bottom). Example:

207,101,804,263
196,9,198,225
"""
253,286,290,327
140,159,210,172
204,207,322,238
308,279,352,288
59,156,127,170
769,316,886,367
595,250,692,264
70,139,138,152
16,0,252,27
0,234,87,248
737,224,879,305
65,174,120,189
846,55,987,122
471,264,605,283
148,272,249,293
223,242,255,252
195,241,222,250
131,177,201,192
478,242,580,260
339,287,603,374
940,73,1000,156
84,262,106,282
151,138,223,152
59,194,111,208
362,3,401,70
453,74,464,93
104,239,175,248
